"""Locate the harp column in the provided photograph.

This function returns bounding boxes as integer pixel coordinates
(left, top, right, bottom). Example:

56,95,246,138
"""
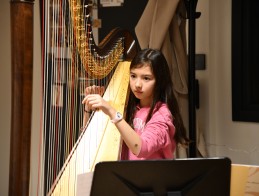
9,0,34,195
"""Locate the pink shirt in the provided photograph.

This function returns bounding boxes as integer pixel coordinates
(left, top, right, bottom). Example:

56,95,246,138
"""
121,103,176,160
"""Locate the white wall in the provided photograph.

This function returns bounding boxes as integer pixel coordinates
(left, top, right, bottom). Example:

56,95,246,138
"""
196,0,259,165
1,0,259,195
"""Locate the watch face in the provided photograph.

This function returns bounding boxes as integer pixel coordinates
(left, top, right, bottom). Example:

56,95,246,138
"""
117,112,123,118
111,111,123,123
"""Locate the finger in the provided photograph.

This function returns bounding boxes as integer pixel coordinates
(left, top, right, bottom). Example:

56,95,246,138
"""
82,96,87,104
90,86,94,94
88,96,102,108
95,86,102,94
100,86,105,95
85,87,91,95
93,85,98,94
82,94,92,104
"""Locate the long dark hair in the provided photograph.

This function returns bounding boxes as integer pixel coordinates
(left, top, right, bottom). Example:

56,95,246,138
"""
125,48,189,146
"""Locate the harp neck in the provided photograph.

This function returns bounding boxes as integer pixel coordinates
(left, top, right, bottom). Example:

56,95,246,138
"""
69,0,137,79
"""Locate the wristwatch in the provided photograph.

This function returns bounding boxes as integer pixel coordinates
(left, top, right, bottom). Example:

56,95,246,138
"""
110,111,123,124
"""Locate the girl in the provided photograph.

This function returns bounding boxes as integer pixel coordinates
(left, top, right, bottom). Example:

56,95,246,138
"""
82,48,189,160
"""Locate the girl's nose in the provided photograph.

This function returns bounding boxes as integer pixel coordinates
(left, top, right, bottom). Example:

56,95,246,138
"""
135,79,142,88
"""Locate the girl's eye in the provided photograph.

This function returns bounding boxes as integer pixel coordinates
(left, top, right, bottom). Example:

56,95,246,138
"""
144,76,151,81
130,74,136,79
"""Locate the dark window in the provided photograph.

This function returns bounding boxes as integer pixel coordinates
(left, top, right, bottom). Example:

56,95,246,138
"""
232,0,259,122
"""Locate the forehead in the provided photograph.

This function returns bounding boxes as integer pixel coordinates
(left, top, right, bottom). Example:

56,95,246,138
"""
130,63,153,74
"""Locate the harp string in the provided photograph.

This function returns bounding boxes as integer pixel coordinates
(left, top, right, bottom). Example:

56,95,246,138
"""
38,0,130,195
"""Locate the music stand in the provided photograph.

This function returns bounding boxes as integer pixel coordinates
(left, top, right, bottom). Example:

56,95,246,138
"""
90,157,231,196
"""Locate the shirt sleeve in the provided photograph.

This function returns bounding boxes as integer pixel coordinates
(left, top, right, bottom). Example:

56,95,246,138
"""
137,112,174,158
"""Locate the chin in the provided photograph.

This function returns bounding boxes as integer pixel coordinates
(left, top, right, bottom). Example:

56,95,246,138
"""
133,93,142,99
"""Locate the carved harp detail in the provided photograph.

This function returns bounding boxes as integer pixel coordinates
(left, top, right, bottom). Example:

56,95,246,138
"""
39,0,136,195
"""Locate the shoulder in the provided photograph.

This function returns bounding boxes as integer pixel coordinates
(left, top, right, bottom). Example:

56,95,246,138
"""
152,103,173,123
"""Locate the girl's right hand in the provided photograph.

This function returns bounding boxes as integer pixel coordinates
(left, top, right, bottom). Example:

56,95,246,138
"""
82,93,116,119
82,85,105,112
84,85,105,96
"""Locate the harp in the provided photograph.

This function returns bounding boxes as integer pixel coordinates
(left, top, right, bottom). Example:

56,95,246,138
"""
38,0,137,195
